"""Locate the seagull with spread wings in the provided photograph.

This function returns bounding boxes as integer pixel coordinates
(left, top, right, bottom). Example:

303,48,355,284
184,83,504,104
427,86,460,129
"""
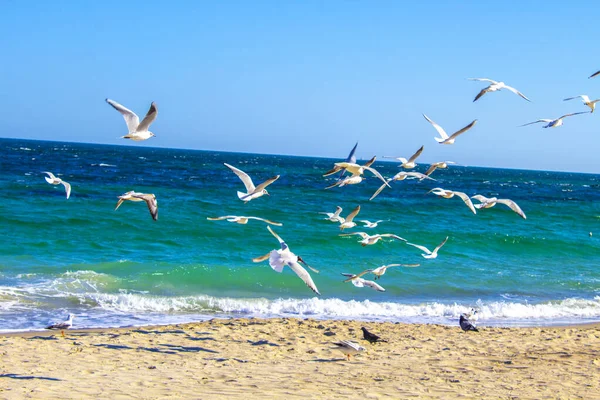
422,114,477,145
425,161,455,177
345,263,420,281
383,145,424,169
320,206,344,223
340,232,406,246
471,195,527,219
369,171,435,201
323,156,390,189
428,188,477,215
405,236,449,259
43,171,71,199
338,205,361,230
468,78,531,102
224,163,279,202
106,99,158,141
341,273,386,292
115,191,158,221
207,215,282,226
519,112,589,128
564,95,600,113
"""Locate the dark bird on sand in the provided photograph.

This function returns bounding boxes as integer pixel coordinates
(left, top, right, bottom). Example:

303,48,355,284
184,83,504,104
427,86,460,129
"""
459,314,479,332
361,327,387,343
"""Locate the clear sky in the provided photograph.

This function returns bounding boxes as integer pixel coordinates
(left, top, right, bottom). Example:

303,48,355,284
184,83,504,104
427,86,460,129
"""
1,1,599,173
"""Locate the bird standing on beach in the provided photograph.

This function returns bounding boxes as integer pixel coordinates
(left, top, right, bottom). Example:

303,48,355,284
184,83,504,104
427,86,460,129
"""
519,112,589,128
46,314,75,337
468,78,531,102
459,314,479,332
384,145,424,169
563,95,600,113
252,226,320,296
332,340,366,361
405,236,449,259
115,191,158,221
422,114,478,145
361,327,387,343
105,99,158,141
224,163,280,202
43,171,71,199
471,195,526,219
206,215,282,226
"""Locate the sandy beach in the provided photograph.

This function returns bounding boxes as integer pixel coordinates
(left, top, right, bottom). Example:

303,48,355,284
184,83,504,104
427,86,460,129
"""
0,318,599,399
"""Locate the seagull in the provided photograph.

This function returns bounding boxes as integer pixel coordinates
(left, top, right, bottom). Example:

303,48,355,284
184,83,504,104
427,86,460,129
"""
224,163,280,202
468,78,531,102
361,327,387,343
332,340,366,361
564,95,600,113
206,215,282,226
519,112,589,128
340,232,407,246
471,195,526,219
339,205,361,230
42,171,71,199
428,188,477,215
425,161,455,177
589,70,600,79
358,219,387,228
323,156,390,189
422,114,477,145
405,236,449,259
46,314,74,337
346,263,420,281
320,206,344,223
464,308,479,323
383,145,424,169
106,99,158,141
341,273,386,292
369,171,435,201
459,314,479,332
338,141,359,179
115,191,158,221
252,226,320,295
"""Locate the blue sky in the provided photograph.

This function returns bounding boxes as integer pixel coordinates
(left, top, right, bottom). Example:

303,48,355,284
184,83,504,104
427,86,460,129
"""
1,1,599,172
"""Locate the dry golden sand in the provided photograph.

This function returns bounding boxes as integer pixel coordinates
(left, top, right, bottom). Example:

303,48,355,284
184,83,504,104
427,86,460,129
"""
1,318,599,399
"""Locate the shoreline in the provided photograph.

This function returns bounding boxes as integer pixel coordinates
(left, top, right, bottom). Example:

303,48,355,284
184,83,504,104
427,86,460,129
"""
2,317,599,398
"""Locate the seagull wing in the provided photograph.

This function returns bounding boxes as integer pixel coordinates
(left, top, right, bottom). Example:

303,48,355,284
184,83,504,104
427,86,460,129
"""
386,263,421,268
424,164,438,176
136,102,158,132
224,163,255,193
252,252,272,263
343,269,373,282
60,180,71,199
136,194,158,221
407,145,424,163
446,120,478,141
323,165,343,176
345,205,361,222
473,88,489,102
267,226,287,250
496,199,527,219
468,78,499,84
42,171,57,181
405,242,432,255
559,111,590,119
453,191,477,214
346,142,358,164
564,95,590,102
369,180,390,201
207,216,237,221
422,114,448,139
253,175,280,193
433,236,449,253
502,85,531,102
362,279,385,292
362,156,377,168
378,234,407,242
471,194,491,203
246,217,283,226
589,70,600,79
340,232,369,239
106,99,140,133
288,260,320,295
115,198,125,211
333,206,343,217
363,166,392,187
519,119,551,127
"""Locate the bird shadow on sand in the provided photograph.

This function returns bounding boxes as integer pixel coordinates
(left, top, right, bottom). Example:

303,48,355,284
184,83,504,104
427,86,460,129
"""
247,339,280,347
94,344,133,350
92,342,218,354
26,336,59,341
0,373,61,381
132,329,186,335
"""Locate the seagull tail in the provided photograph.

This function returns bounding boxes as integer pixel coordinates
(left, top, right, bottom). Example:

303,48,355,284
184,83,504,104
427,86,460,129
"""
434,137,445,143
237,191,248,200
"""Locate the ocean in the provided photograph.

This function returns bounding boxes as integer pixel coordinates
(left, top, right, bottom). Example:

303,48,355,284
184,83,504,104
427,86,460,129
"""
1,137,599,331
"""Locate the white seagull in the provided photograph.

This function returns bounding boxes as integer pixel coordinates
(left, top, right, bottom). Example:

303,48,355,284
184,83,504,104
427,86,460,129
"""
43,171,71,199
115,191,158,221
224,163,280,202
384,145,424,169
324,156,390,189
468,78,531,102
106,99,158,141
519,112,589,128
423,114,477,145
320,206,344,223
340,232,406,246
341,273,386,292
358,219,387,228
425,161,455,177
252,226,320,295
471,195,527,219
46,313,75,337
345,263,420,281
428,188,477,215
332,340,366,361
564,95,600,113
369,171,435,201
207,215,282,226
405,236,449,259
339,205,361,230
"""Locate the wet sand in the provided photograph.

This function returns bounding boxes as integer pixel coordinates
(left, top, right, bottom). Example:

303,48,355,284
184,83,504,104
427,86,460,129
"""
1,318,599,399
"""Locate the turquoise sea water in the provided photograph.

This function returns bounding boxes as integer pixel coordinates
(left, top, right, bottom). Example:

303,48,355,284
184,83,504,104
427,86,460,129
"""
1,138,599,331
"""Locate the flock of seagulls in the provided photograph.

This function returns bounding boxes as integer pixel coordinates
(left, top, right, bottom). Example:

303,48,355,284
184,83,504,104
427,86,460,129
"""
41,68,600,339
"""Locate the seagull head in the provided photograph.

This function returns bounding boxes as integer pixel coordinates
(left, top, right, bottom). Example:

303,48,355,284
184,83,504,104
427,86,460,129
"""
263,189,270,196
68,314,75,321
150,132,156,137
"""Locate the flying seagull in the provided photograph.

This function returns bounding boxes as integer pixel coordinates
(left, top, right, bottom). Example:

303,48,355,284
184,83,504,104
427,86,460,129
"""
323,156,390,189
339,232,406,246
106,99,158,141
206,215,282,226
423,114,477,145
358,219,387,228
383,145,424,169
471,195,526,219
425,161,455,177
342,273,386,292
361,327,387,344
370,171,435,201
43,171,71,199
519,112,589,128
46,313,74,337
224,163,279,202
252,226,320,295
339,205,361,230
320,206,344,223
115,191,158,221
346,263,420,281
564,95,600,113
468,78,531,102
428,188,477,215
459,314,479,332
332,340,366,361
338,141,359,179
405,236,449,259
